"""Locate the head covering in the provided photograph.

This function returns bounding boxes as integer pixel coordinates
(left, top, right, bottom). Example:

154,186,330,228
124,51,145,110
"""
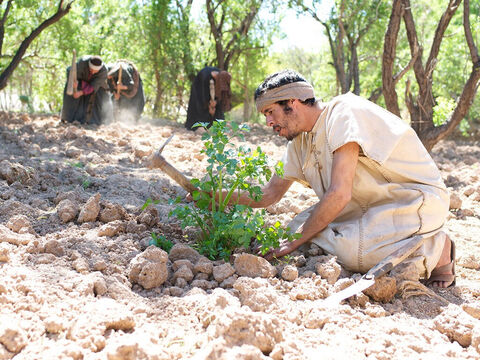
88,56,103,72
215,70,232,112
255,81,315,112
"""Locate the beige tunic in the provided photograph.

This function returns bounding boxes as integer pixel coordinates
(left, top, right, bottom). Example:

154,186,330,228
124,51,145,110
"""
283,93,449,276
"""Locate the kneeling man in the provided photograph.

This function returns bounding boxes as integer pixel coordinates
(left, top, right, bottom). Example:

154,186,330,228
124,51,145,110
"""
234,69,455,288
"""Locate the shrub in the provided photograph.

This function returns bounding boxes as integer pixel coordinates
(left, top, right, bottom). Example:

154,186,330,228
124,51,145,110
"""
169,120,299,260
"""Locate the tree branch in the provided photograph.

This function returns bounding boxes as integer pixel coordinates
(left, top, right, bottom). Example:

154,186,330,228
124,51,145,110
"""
0,0,74,90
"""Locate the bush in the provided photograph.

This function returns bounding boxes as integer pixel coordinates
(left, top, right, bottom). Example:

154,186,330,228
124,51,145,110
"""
169,120,299,260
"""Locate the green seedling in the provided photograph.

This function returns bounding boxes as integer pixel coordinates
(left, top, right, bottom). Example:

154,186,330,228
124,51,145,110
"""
141,198,160,211
170,120,299,261
150,232,174,253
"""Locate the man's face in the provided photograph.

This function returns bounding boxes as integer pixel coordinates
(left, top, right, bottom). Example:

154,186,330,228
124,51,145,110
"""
262,101,301,141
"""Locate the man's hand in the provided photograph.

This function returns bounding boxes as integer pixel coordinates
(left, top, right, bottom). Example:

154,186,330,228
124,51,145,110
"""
259,239,299,261
208,99,217,116
72,90,83,99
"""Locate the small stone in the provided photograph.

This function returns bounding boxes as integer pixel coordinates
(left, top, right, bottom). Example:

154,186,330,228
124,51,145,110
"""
93,277,108,296
77,193,101,223
464,187,475,197
220,275,238,288
195,272,209,281
315,256,341,285
57,199,79,223
449,193,462,210
175,277,188,288
0,245,9,262
128,246,169,289
98,220,125,237
172,259,194,272
169,244,201,264
194,258,214,275
173,265,194,283
169,286,184,297
234,253,277,278
213,263,236,283
72,257,90,274
281,265,298,281
6,215,32,233
44,239,64,257
191,279,211,290
363,276,396,303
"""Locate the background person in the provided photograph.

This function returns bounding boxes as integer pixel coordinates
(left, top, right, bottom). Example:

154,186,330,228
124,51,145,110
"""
61,55,112,125
184,66,232,131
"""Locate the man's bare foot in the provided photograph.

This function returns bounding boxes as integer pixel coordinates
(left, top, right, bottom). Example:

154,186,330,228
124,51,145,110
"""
428,235,455,288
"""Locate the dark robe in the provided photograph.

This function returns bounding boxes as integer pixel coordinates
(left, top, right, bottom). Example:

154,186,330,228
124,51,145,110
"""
107,60,145,122
61,56,113,125
185,66,232,131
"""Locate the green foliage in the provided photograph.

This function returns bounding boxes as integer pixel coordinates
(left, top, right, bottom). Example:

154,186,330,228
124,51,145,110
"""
149,232,174,253
141,198,160,211
169,120,298,260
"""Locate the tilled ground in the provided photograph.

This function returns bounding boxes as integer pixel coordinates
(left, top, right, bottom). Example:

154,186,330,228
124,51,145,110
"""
0,111,479,360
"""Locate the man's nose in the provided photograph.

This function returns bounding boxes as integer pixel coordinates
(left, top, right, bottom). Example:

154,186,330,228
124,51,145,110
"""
266,115,274,127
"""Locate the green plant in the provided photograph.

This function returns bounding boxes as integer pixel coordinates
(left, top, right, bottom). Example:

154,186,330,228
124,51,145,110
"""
150,232,174,253
141,198,160,211
169,120,299,261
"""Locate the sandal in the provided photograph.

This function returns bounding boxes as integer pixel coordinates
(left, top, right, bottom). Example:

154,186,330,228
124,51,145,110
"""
426,238,456,288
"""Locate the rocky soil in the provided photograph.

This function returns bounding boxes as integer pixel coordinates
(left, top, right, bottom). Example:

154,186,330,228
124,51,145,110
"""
0,111,479,360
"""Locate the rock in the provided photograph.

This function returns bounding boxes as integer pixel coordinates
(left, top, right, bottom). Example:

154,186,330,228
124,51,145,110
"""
133,144,153,158
93,277,108,296
281,265,298,281
136,205,159,227
0,160,37,186
72,257,90,274
78,193,101,223
173,265,194,283
234,253,277,278
6,215,33,233
57,199,79,223
194,258,214,275
473,327,480,354
0,317,27,353
464,187,476,197
191,279,211,290
434,305,476,347
99,202,127,223
168,244,201,264
44,239,65,257
128,246,168,289
390,262,420,282
126,221,147,234
449,193,462,210
98,220,126,237
462,302,480,320
0,245,9,262
175,277,188,288
172,259,194,272
220,275,238,288
213,263,236,283
457,254,480,270
169,286,184,297
209,307,283,354
0,224,34,246
363,276,396,303
315,256,341,285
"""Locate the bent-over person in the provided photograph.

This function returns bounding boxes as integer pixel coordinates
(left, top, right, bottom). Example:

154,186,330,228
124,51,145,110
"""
229,69,455,288
61,55,112,125
107,60,145,122
185,66,232,131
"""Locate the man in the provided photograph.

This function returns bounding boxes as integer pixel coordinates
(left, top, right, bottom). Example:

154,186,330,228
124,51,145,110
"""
234,69,455,288
61,55,113,125
185,66,232,131
107,60,145,122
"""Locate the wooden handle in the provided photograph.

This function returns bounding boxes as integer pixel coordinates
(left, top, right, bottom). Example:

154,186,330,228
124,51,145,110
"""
150,153,198,194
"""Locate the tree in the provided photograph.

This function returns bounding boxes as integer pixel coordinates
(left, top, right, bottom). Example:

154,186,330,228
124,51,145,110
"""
291,0,389,99
382,0,480,151
205,0,264,71
0,0,73,90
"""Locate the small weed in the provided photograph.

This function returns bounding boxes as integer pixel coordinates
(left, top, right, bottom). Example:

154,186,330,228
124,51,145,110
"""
141,198,160,211
67,161,85,168
150,232,174,253
80,176,91,189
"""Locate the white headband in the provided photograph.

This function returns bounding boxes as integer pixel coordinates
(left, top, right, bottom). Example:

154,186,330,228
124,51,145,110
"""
255,81,315,112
